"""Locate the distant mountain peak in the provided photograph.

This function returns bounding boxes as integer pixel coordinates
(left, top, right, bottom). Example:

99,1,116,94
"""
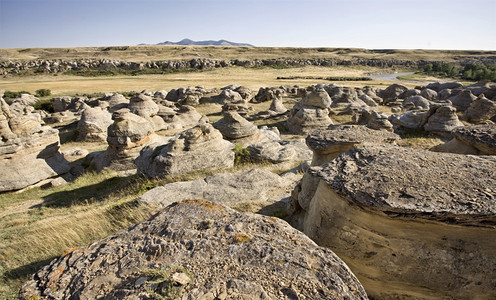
142,39,254,47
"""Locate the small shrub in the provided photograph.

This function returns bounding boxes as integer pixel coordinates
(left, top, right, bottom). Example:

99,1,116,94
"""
35,89,51,97
234,144,252,166
33,99,54,113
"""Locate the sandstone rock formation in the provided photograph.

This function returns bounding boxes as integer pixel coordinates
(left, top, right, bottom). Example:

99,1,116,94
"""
158,105,205,132
84,109,169,173
463,95,496,123
247,139,313,164
402,95,431,110
287,88,333,134
20,200,367,300
432,124,496,155
448,89,477,111
379,83,408,104
76,105,113,142
213,110,259,142
138,168,296,210
0,92,69,191
289,144,496,299
136,123,234,178
424,105,464,133
106,93,129,113
353,108,393,131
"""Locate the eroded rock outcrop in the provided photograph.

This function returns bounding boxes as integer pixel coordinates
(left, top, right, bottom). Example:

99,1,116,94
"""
287,88,333,134
139,169,296,210
136,123,234,178
289,144,496,299
463,95,496,123
432,124,496,155
0,92,69,191
20,200,368,300
84,109,169,173
76,105,113,142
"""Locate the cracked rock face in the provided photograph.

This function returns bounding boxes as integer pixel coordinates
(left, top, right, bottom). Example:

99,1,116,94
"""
20,200,367,300
305,126,399,166
288,144,496,299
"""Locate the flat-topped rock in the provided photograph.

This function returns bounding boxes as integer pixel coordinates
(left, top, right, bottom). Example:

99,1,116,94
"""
314,144,496,216
432,124,496,155
139,168,296,210
288,144,496,299
306,125,400,166
20,200,368,300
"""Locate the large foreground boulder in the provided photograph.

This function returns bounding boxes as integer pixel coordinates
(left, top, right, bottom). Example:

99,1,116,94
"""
20,200,368,300
136,123,235,178
289,144,496,299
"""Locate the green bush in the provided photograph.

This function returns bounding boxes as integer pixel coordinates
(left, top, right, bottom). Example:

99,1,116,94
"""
234,144,253,166
35,89,51,97
33,99,54,113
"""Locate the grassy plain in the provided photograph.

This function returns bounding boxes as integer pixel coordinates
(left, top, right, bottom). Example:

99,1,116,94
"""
0,65,422,96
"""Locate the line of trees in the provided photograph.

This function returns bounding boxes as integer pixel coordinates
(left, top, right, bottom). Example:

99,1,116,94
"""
422,62,496,81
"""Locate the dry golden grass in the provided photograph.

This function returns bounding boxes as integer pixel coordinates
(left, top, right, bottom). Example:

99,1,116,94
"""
0,65,422,97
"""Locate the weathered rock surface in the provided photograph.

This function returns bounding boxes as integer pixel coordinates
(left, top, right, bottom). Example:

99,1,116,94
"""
0,93,69,191
287,88,333,134
432,124,496,155
289,144,496,299
20,200,368,300
84,109,170,172
463,95,496,123
305,125,400,166
247,138,313,164
448,89,477,111
402,95,431,110
76,105,113,142
424,105,464,133
136,124,234,178
128,93,159,118
213,110,258,140
379,83,408,104
139,169,296,209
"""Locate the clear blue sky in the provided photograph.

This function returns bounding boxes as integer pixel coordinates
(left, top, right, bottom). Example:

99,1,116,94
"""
1,0,495,50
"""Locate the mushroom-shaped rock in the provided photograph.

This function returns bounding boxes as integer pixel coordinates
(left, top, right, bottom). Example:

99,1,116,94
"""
20,200,368,300
268,92,288,115
129,93,159,118
463,95,496,123
432,124,496,155
289,144,496,299
76,106,113,142
424,105,464,133
136,123,235,178
84,109,169,173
